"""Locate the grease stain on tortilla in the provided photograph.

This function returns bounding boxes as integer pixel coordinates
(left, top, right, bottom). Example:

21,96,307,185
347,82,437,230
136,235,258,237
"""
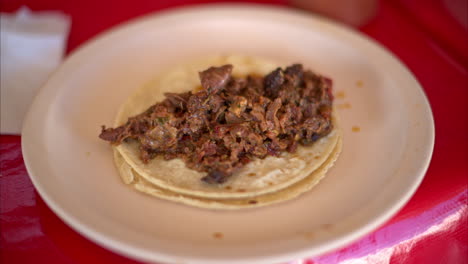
213,232,224,239
248,200,258,204
335,91,345,99
352,126,361,132
356,80,364,87
248,173,257,177
224,186,232,190
314,155,321,160
337,102,352,109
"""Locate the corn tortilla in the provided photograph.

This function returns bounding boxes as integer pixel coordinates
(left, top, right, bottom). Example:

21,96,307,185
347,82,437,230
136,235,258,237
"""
114,55,341,200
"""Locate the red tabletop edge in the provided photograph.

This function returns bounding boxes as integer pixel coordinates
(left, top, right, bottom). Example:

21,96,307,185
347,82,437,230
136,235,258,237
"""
1,0,467,263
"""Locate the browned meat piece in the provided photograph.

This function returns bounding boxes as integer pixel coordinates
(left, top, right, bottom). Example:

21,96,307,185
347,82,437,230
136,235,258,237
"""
263,68,284,98
140,123,178,149
300,98,319,119
279,104,294,132
202,170,229,184
207,94,225,113
265,140,281,156
257,96,271,108
284,64,303,86
248,104,266,123
224,111,245,124
201,140,218,156
213,106,227,123
300,116,333,144
212,124,231,139
99,63,334,184
319,104,332,119
99,126,126,143
228,96,248,117
99,114,152,144
187,91,208,113
229,124,251,139
265,98,282,132
140,147,156,163
242,76,263,101
287,137,298,153
187,111,207,133
199,65,233,95
226,78,246,94
164,92,191,111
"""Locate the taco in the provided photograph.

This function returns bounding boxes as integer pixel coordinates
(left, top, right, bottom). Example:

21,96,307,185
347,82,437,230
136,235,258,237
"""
99,55,341,208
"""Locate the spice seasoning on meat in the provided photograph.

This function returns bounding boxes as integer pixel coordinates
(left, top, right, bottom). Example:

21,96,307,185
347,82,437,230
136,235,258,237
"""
100,64,334,184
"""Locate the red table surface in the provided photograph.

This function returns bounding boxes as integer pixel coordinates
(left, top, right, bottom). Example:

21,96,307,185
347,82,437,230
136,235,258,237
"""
1,0,467,263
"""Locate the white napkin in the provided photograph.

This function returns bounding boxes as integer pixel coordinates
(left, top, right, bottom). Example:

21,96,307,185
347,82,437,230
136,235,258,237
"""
0,7,70,134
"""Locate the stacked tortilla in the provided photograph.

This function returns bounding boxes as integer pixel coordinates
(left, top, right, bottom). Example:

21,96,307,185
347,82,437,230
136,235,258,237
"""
111,56,342,209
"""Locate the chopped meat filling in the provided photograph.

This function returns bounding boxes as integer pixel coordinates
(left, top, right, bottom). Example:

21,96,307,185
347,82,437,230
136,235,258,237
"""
100,64,334,184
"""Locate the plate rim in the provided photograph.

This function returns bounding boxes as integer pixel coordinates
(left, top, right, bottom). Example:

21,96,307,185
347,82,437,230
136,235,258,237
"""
21,3,435,264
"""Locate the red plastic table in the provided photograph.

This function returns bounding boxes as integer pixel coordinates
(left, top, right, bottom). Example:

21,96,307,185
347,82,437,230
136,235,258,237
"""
1,0,467,263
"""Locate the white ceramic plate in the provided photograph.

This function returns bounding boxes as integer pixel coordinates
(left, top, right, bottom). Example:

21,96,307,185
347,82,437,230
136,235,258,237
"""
22,4,434,264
